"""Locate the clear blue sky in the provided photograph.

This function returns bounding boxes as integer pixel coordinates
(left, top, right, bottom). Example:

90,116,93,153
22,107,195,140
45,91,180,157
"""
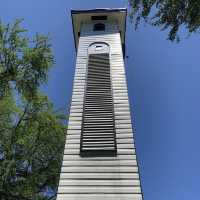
1,0,200,199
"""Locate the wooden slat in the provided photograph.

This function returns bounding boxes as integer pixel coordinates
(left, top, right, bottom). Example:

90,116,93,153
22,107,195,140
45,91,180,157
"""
57,186,141,194
61,160,137,166
59,179,140,186
61,166,138,173
63,149,135,155
57,194,143,200
59,172,139,179
62,154,137,160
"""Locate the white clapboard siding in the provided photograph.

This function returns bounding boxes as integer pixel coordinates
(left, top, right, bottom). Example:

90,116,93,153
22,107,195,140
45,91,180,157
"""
62,154,137,160
65,138,134,144
57,194,143,200
63,148,136,155
57,15,143,200
65,143,135,149
59,179,141,186
59,172,139,179
57,186,141,194
66,133,134,140
60,166,139,173
61,160,138,166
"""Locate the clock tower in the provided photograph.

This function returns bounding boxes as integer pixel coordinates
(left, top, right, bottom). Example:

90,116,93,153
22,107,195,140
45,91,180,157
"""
56,8,143,200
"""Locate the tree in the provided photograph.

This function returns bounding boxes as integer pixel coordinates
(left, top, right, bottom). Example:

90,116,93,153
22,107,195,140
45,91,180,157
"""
128,0,200,41
0,19,66,200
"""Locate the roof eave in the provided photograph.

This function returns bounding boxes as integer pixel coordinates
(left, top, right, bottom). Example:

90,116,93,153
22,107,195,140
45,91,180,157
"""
70,8,127,56
71,8,127,15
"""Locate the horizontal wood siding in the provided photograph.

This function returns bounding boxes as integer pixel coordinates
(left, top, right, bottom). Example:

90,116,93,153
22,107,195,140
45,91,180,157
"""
57,22,143,200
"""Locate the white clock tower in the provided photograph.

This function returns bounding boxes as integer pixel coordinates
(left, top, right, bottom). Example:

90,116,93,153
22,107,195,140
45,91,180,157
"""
56,8,143,200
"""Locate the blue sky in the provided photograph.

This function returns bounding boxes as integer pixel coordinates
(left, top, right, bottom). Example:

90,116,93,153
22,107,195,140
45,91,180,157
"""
1,0,200,199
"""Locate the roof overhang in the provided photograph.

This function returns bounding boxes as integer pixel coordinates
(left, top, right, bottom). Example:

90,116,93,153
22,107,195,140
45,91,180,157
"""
71,8,127,55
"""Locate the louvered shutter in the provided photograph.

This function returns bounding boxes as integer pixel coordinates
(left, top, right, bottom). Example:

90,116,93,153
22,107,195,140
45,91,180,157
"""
80,53,117,157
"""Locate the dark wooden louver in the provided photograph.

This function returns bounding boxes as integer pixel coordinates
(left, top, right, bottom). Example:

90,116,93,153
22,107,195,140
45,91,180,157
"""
80,53,117,157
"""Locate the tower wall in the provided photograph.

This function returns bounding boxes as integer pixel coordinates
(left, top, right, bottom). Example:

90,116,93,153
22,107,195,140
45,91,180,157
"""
56,20,143,200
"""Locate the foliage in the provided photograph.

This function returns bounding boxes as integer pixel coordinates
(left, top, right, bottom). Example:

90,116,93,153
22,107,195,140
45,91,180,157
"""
0,19,66,200
128,0,200,41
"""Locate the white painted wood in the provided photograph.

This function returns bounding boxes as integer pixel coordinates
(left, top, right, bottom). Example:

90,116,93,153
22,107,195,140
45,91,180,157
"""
65,143,135,149
57,11,143,199
115,111,131,116
65,138,134,144
67,125,81,130
59,172,139,179
116,129,133,133
59,179,141,186
57,186,141,194
63,149,136,155
61,166,139,173
116,124,133,129
62,154,137,160
57,194,143,200
61,160,138,166
115,119,132,124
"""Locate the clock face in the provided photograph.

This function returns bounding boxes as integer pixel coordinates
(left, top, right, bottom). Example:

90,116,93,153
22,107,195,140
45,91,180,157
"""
88,42,110,55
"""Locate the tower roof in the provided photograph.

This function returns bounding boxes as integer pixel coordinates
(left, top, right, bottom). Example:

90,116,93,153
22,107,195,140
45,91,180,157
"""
71,8,127,54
